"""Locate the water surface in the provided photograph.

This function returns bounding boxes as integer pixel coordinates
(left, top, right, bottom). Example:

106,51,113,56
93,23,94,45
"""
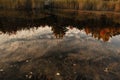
0,10,120,80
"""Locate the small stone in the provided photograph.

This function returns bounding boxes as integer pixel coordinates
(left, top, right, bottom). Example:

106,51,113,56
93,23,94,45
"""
0,69,4,72
26,60,29,62
30,72,33,74
56,72,60,76
25,75,28,78
73,64,76,66
28,75,32,79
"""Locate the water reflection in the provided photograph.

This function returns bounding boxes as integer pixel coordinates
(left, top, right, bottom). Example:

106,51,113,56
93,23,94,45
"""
0,13,120,42
0,26,120,80
0,10,120,80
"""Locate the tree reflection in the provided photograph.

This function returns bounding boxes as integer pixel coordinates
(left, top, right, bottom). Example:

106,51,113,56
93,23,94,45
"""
84,27,120,42
52,26,68,39
0,12,120,41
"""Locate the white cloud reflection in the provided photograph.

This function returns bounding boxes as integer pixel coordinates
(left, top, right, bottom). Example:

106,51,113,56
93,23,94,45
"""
0,26,119,63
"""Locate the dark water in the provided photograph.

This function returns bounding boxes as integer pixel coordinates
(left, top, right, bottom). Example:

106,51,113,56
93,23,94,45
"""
0,10,120,80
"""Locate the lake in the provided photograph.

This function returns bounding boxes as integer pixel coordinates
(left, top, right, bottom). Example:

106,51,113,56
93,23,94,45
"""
0,10,120,80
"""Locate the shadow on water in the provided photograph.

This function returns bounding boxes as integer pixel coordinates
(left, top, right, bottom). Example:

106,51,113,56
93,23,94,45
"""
0,10,120,80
